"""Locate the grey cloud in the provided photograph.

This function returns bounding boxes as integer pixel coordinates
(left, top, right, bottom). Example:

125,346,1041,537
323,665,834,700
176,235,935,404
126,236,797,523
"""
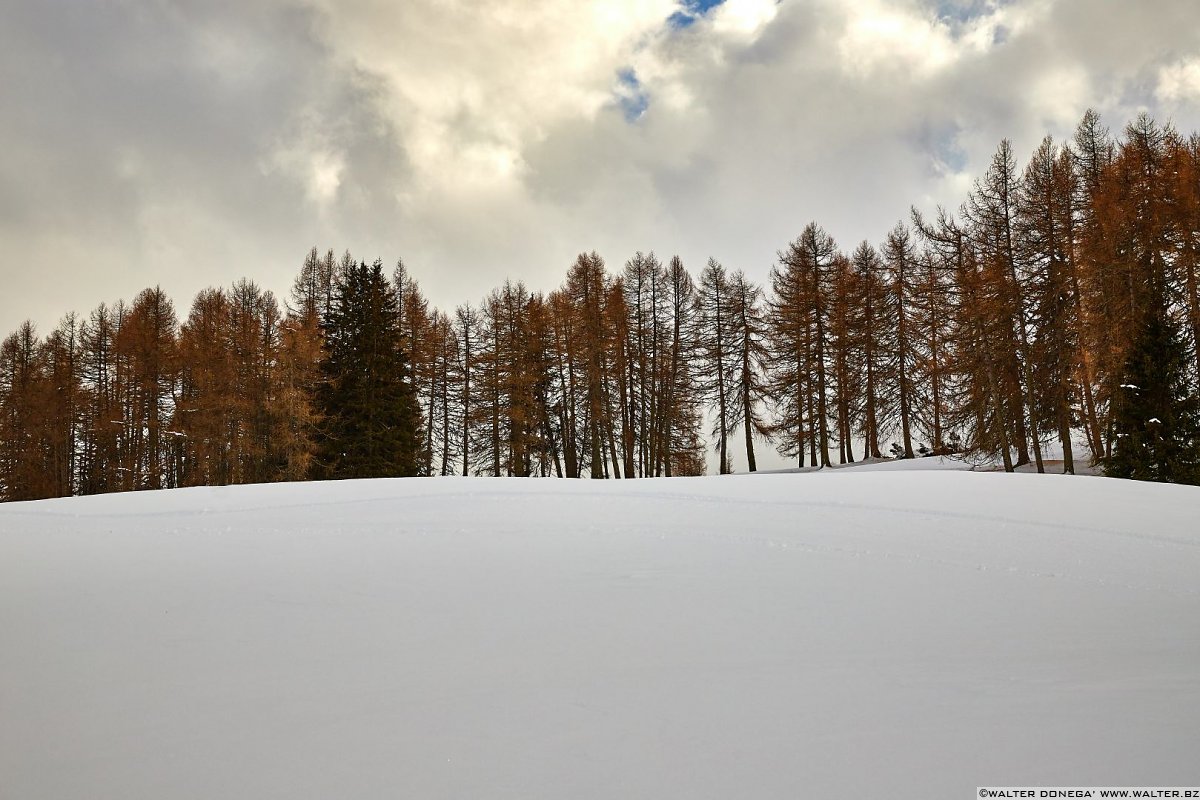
3,0,1200,344
0,0,410,325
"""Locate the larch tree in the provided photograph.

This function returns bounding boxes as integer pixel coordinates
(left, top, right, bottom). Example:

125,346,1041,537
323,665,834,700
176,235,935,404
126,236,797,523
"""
228,280,283,484
767,239,813,468
453,303,482,476
0,323,50,500
524,294,564,478
394,259,435,476
882,223,920,459
1016,136,1083,473
427,310,460,476
622,251,670,477
661,256,705,476
476,292,504,476
606,277,633,479
695,258,735,474
726,269,772,472
274,311,321,482
564,252,613,478
964,141,1042,470
545,289,582,478
850,241,895,460
488,281,542,477
1073,110,1121,458
826,253,860,464
1169,133,1200,383
911,245,954,455
77,303,122,496
41,315,81,497
118,287,179,491
792,224,837,468
1083,115,1180,461
175,287,236,487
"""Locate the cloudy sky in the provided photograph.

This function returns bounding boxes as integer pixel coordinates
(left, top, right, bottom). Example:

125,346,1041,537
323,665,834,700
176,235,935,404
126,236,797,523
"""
3,0,1200,338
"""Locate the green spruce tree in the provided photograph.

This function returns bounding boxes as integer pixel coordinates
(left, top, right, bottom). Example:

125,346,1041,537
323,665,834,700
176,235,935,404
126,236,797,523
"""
1107,297,1200,484
314,260,421,480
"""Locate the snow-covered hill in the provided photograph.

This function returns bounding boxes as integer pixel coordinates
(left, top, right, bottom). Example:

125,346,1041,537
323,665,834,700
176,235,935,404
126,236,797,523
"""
2,472,1198,799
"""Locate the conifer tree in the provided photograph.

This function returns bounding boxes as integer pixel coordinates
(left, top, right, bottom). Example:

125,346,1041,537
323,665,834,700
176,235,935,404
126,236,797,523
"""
1079,114,1176,461
1107,297,1200,483
118,288,178,490
1170,133,1200,382
293,247,339,323
523,295,563,477
850,241,895,459
227,280,282,484
623,252,669,476
314,260,420,480
488,281,543,477
696,258,735,473
606,278,633,479
961,246,1021,469
545,289,581,477
41,315,81,497
661,256,705,476
912,246,953,455
454,303,481,476
275,308,321,482
77,303,122,496
427,310,460,476
1017,136,1083,473
882,223,920,459
0,323,49,500
394,260,434,475
767,240,813,468
726,270,771,471
1073,111,1120,457
968,142,1045,469
175,287,235,486
564,252,613,478
827,253,860,464
766,224,837,468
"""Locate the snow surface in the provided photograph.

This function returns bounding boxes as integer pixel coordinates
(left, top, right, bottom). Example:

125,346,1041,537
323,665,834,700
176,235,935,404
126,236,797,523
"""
2,472,1198,799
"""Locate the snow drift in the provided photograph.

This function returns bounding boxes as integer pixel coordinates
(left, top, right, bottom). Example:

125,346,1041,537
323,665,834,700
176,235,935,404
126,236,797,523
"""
2,471,1198,798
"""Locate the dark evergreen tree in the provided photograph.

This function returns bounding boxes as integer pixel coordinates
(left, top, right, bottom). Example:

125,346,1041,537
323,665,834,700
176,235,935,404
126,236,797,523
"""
314,260,421,480
1106,299,1200,484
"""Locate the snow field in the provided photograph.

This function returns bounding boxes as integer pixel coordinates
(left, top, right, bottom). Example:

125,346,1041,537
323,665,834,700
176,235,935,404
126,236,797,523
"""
1,472,1198,798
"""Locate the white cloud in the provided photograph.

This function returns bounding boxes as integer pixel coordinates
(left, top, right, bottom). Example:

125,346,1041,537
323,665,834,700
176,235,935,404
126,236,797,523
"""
267,132,346,208
837,1,959,78
710,0,779,37
307,0,678,197
1157,58,1200,106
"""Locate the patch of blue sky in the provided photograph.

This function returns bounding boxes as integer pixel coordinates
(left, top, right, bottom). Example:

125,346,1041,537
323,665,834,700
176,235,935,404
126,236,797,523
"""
667,11,696,29
932,1,1011,45
914,122,969,175
932,0,993,23
936,139,969,173
932,0,1015,29
667,0,725,30
615,69,649,122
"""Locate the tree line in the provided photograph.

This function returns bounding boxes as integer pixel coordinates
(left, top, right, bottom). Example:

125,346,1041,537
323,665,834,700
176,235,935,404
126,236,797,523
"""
1,109,1198,501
